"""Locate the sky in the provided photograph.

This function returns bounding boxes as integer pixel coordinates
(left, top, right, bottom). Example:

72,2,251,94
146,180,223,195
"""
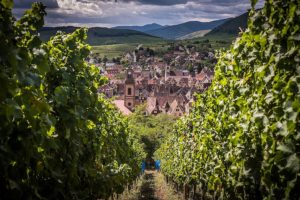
13,0,264,27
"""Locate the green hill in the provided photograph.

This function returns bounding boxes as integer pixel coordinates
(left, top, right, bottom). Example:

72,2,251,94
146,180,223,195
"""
205,12,249,37
178,29,211,40
39,27,164,45
145,19,229,40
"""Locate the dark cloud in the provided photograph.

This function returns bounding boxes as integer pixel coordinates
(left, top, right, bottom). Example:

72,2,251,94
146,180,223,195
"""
122,0,253,6
13,0,259,8
13,0,264,27
122,0,188,5
14,0,59,8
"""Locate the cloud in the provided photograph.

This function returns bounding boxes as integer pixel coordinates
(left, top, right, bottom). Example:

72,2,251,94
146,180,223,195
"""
122,0,188,5
56,0,102,15
122,0,260,6
13,0,264,27
14,0,59,8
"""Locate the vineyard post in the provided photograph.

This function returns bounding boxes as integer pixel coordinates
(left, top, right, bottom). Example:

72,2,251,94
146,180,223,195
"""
193,184,196,199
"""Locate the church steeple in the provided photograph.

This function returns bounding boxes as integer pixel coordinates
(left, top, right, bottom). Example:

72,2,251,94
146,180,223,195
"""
165,65,170,82
124,69,135,110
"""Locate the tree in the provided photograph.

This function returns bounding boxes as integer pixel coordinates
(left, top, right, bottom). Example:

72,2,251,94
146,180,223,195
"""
129,105,177,159
103,55,108,64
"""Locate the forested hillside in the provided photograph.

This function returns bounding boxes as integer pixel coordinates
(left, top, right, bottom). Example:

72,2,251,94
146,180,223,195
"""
145,19,229,40
114,23,163,32
39,26,163,45
206,11,249,37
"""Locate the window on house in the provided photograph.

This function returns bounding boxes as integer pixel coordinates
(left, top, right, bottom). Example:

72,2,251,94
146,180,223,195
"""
127,88,132,95
128,102,132,107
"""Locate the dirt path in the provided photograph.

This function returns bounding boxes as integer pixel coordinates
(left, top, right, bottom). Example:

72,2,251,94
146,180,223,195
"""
139,171,158,200
138,170,182,200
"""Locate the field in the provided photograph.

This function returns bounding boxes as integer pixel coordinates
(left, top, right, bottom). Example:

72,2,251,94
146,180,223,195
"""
178,29,211,40
91,34,236,59
87,35,164,46
182,33,237,49
91,42,170,59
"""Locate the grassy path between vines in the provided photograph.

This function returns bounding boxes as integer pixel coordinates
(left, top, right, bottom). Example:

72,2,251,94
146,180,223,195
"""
118,170,183,200
139,170,183,200
139,171,158,200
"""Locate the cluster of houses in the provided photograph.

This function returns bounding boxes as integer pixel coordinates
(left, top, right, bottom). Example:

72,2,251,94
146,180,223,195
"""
122,44,216,70
99,64,213,116
96,44,215,116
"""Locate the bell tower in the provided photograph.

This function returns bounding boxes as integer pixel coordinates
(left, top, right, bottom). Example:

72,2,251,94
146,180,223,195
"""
124,69,135,110
165,65,170,81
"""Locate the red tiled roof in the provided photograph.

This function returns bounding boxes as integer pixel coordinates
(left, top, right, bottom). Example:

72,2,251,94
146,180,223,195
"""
113,100,132,116
195,72,208,81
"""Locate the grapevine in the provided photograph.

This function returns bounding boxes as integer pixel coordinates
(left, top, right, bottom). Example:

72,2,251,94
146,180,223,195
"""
0,1,145,199
156,0,300,199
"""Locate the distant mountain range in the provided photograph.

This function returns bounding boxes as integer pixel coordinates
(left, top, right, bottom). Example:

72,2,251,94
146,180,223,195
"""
114,23,164,32
115,19,230,40
38,12,249,45
144,19,230,39
39,26,163,45
114,12,250,40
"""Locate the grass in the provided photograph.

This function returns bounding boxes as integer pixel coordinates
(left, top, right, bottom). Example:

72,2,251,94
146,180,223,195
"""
91,42,170,59
91,33,237,59
154,172,184,200
92,44,135,59
183,33,237,49
117,170,184,200
117,175,145,200
87,35,164,46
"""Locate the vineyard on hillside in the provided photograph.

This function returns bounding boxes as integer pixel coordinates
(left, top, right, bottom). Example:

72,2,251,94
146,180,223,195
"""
156,0,300,199
0,1,145,199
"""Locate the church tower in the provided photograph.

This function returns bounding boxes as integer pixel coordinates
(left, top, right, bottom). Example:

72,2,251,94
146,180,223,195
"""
165,65,170,82
124,69,135,110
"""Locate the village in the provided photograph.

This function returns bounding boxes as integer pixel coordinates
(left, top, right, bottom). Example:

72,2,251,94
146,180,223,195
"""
94,43,215,116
